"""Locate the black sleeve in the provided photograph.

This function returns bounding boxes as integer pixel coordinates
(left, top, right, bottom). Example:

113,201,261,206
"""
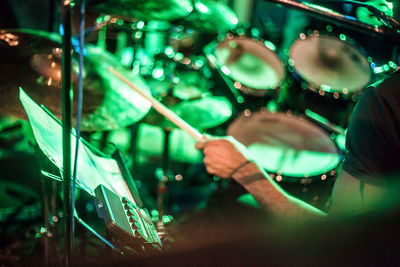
342,73,400,187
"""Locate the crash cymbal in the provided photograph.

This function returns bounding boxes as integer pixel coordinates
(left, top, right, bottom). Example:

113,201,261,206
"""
290,35,372,94
82,45,151,131
0,29,151,131
89,0,193,21
184,0,239,33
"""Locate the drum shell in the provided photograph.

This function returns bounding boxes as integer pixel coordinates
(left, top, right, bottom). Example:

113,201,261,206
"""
228,110,343,208
280,34,372,127
278,72,358,128
212,34,284,97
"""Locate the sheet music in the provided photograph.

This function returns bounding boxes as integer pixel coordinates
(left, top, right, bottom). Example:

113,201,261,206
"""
19,88,135,203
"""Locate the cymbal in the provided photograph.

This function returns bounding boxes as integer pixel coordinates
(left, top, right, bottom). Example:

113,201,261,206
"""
143,95,232,130
290,35,372,94
82,45,151,131
0,29,151,131
89,0,193,21
184,0,239,33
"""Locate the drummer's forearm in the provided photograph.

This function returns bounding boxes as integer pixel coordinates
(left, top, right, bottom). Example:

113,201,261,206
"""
232,162,326,218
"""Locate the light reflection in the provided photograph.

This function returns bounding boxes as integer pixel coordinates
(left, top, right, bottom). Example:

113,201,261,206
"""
243,109,251,117
195,2,209,13
234,81,242,89
0,33,19,46
333,92,339,99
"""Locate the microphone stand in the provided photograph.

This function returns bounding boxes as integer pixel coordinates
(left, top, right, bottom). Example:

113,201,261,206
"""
311,0,400,30
60,0,73,266
262,0,400,41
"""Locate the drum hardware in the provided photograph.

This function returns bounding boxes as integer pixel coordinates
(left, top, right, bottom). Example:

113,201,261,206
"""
182,0,239,34
169,25,200,56
204,34,282,114
170,54,213,101
227,110,343,208
0,120,24,149
279,32,372,127
262,0,400,40
141,94,232,131
90,0,194,22
214,35,284,97
155,128,174,239
289,33,371,96
0,30,152,131
304,109,345,136
120,20,172,69
138,53,232,131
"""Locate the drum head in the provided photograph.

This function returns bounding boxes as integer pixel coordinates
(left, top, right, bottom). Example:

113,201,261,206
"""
290,35,371,94
227,112,340,178
215,37,284,91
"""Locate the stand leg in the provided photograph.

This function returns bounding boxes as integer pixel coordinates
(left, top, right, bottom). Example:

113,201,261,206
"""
129,123,140,171
40,178,50,267
61,0,73,265
156,128,172,233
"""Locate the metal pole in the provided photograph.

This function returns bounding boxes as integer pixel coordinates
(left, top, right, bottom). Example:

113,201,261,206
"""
263,0,399,39
61,0,73,266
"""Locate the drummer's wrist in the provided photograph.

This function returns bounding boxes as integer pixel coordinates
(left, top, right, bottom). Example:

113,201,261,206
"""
231,161,262,183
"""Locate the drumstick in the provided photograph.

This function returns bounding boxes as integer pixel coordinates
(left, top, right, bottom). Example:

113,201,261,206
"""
108,67,204,142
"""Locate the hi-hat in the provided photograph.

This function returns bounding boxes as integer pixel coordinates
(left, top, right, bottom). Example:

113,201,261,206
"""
89,0,193,21
0,29,151,131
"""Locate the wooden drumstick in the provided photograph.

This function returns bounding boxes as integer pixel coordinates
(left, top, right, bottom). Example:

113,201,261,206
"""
108,67,204,142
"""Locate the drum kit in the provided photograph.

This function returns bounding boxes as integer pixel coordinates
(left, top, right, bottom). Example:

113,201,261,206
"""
0,0,398,261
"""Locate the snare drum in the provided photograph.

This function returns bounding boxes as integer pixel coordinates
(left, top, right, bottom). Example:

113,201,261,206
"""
228,111,342,182
214,36,284,97
280,34,372,127
228,110,342,208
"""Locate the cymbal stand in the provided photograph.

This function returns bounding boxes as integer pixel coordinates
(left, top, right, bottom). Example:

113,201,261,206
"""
156,128,172,240
34,146,62,266
60,0,73,265
129,123,140,171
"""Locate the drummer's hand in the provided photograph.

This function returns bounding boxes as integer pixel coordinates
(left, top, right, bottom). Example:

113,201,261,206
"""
195,135,251,179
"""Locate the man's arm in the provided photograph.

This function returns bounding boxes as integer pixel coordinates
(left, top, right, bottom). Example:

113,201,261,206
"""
196,138,391,219
196,138,326,219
